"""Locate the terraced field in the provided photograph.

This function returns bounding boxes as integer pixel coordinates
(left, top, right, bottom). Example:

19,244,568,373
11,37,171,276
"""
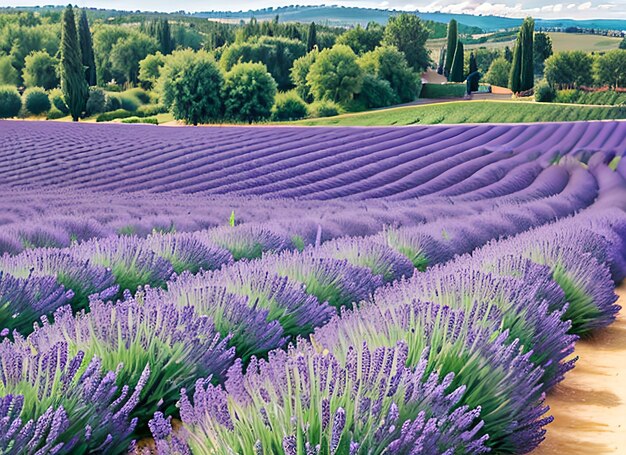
0,119,625,454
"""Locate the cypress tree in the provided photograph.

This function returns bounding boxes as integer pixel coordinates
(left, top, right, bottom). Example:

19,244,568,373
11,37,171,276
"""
449,40,464,83
504,46,513,62
444,19,458,76
61,4,88,121
78,10,96,86
159,19,173,54
509,34,523,92
307,22,317,52
469,52,479,91
520,17,535,91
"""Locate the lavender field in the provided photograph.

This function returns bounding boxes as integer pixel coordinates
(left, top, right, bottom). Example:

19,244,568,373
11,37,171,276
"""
1,119,625,454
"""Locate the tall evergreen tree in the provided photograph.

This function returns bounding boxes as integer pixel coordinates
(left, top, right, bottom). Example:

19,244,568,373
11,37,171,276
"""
444,19,457,76
509,33,523,92
449,40,464,82
508,17,535,93
520,17,535,91
78,9,96,86
61,4,88,121
437,47,446,74
159,19,173,54
469,51,479,91
307,22,317,52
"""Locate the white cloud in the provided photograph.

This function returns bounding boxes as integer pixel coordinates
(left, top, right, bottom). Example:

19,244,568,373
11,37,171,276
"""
578,1,593,8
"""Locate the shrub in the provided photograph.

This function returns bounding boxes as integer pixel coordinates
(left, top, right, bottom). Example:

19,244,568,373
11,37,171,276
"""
23,87,51,115
420,83,466,98
126,87,151,104
137,103,167,116
121,116,159,124
118,92,141,111
309,100,341,117
0,85,22,118
223,62,277,123
49,87,69,114
46,106,66,119
535,80,556,102
358,73,398,108
484,57,512,87
105,93,122,111
96,109,134,122
271,91,308,121
85,86,107,115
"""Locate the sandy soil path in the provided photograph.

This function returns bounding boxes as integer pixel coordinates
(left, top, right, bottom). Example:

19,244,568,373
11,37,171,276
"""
535,284,626,454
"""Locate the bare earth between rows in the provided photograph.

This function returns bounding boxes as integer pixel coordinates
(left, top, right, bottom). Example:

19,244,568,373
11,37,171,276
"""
534,284,626,454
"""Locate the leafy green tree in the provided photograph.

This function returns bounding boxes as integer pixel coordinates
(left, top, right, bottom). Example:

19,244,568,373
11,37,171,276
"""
484,57,511,87
23,50,59,89
444,19,458,76
23,86,51,115
138,52,166,89
306,44,363,104
358,45,420,103
93,26,131,84
220,36,306,90
337,23,384,55
0,55,19,85
60,4,88,121
382,13,431,72
159,49,223,125
594,49,626,88
533,32,553,74
291,48,318,102
78,10,96,86
619,37,626,50
0,85,21,118
449,40,465,83
504,46,513,63
110,33,157,85
307,22,317,52
223,62,277,123
544,51,594,88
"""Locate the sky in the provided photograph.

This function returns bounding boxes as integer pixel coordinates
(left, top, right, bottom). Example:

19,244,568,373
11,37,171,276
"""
2,0,625,19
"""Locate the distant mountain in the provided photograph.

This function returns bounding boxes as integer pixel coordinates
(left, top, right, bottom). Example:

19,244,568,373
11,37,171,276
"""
193,5,626,32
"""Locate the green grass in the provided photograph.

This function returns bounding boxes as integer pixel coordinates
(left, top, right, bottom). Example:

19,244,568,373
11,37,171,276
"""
290,101,626,126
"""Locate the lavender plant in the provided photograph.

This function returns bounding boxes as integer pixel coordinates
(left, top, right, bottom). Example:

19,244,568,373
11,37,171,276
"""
153,342,489,455
18,293,235,435
314,301,549,453
146,233,234,274
170,263,335,339
0,341,146,454
204,225,287,260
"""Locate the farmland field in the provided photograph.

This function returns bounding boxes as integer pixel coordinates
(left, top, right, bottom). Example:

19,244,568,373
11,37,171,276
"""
0,119,625,454
292,101,626,126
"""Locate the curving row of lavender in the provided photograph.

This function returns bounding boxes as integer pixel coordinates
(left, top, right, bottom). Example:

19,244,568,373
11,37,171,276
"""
0,121,625,454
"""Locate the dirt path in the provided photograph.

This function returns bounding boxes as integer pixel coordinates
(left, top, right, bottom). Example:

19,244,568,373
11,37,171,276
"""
535,284,626,454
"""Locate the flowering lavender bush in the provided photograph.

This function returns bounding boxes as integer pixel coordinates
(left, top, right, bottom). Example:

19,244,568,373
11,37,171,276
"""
0,341,145,453
203,225,287,261
170,263,335,339
72,236,174,296
146,233,234,274
317,236,415,283
151,342,489,455
18,293,234,435
315,302,549,453
0,271,74,336
160,284,287,362
266,250,384,309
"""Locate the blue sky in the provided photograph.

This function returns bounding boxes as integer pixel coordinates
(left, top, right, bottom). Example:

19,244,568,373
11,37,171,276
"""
2,0,625,19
